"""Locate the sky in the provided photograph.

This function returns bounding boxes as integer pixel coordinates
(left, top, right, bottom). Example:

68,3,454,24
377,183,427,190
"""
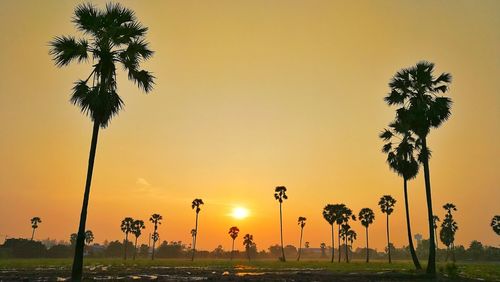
0,0,499,252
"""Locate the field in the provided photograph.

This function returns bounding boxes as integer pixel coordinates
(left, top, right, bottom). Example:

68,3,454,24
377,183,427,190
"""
0,258,498,281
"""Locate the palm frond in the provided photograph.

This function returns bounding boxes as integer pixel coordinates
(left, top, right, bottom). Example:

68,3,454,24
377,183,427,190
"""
128,69,155,92
73,3,102,35
49,36,89,67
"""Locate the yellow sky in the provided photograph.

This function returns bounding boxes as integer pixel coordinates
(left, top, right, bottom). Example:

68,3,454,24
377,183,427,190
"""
0,0,499,252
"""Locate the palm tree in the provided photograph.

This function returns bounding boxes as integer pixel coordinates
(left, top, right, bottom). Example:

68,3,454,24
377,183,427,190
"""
243,234,254,261
191,198,204,261
121,217,134,260
336,205,355,262
320,243,327,258
440,203,458,262
433,215,440,250
131,220,145,260
49,3,154,279
491,215,500,235
339,224,354,262
358,208,375,262
274,186,288,262
379,195,396,263
84,230,94,245
380,124,422,269
322,204,336,262
70,233,78,246
228,226,240,260
149,213,162,260
384,61,452,274
296,217,306,261
346,229,357,252
30,217,42,240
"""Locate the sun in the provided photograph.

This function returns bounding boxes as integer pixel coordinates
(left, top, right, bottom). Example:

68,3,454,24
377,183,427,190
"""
231,207,249,220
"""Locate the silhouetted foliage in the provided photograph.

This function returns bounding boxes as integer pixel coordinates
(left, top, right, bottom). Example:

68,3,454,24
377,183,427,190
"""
156,241,186,258
228,226,239,260
440,203,458,262
1,238,45,258
490,215,500,235
243,234,255,261
297,216,306,261
379,195,396,263
131,220,145,260
30,217,42,241
358,208,375,262
274,186,288,262
149,213,162,260
191,198,204,261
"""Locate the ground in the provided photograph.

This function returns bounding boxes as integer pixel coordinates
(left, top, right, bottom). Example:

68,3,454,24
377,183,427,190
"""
0,259,498,281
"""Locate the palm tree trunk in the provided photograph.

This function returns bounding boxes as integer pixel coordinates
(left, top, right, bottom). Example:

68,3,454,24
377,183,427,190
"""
231,239,235,260
338,224,341,262
330,224,334,263
31,228,35,241
152,239,156,260
279,203,286,262
191,213,199,261
345,236,349,263
387,213,391,263
124,233,128,260
403,178,422,270
71,120,100,281
133,237,138,260
422,138,436,274
297,227,303,261
247,247,251,261
366,227,369,263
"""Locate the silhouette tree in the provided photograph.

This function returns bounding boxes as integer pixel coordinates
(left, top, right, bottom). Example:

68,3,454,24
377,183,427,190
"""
379,195,396,263
84,230,94,245
70,233,78,246
149,213,162,260
49,3,155,279
320,243,327,258
433,215,440,250
440,203,458,262
336,205,355,262
322,204,336,262
380,124,422,269
358,208,375,262
347,229,357,251
243,234,254,261
30,217,42,241
120,217,134,260
191,198,204,261
491,215,500,235
340,224,354,262
297,217,306,261
384,61,452,274
228,226,240,260
131,220,145,260
304,241,310,249
274,186,288,262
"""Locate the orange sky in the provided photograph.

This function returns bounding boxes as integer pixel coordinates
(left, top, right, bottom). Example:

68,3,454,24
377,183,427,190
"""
0,0,499,252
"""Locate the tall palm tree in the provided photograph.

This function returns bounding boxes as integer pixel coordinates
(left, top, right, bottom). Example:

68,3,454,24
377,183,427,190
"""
49,3,154,279
379,195,396,263
358,208,375,262
121,217,134,260
228,226,240,260
346,229,357,253
296,217,306,261
440,203,458,262
384,61,452,274
243,234,254,261
491,215,500,235
149,213,162,260
131,220,145,260
380,124,422,269
322,204,336,262
336,205,355,263
274,186,288,262
30,217,42,240
191,198,204,261
433,215,440,250
339,224,353,262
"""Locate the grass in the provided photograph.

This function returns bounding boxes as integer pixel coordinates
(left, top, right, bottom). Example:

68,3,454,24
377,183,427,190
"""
0,258,498,280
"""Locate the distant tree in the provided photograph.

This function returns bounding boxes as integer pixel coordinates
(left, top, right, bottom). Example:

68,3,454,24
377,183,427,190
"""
304,241,310,249
379,195,396,263
358,208,375,262
322,204,336,262
228,226,240,260
337,205,356,262
70,233,78,247
347,229,357,251
2,238,46,258
30,217,42,240
84,230,94,245
491,215,500,235
380,121,422,269
384,61,452,275
297,216,306,261
49,3,155,279
243,234,254,261
320,243,327,258
467,240,484,260
274,186,288,262
440,203,458,262
149,213,162,260
120,217,134,260
340,224,353,262
191,198,204,261
433,216,440,250
131,220,145,260
138,244,149,258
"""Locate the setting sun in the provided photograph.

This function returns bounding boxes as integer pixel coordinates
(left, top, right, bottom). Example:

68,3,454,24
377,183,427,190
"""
231,207,249,220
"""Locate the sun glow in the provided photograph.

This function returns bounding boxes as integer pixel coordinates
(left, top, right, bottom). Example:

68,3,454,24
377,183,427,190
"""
231,207,249,220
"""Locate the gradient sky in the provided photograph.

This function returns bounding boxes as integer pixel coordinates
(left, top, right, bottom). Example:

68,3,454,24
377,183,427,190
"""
0,0,499,252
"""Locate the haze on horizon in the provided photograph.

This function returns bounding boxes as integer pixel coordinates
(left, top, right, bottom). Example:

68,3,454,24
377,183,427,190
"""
0,0,499,252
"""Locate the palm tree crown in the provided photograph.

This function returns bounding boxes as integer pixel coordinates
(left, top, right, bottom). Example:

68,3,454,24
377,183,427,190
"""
379,195,396,215
298,217,306,228
31,217,42,229
192,199,204,213
149,214,162,225
121,217,134,234
132,220,145,238
274,186,288,203
491,216,500,235
229,226,240,240
49,2,155,128
84,230,94,245
358,208,375,228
